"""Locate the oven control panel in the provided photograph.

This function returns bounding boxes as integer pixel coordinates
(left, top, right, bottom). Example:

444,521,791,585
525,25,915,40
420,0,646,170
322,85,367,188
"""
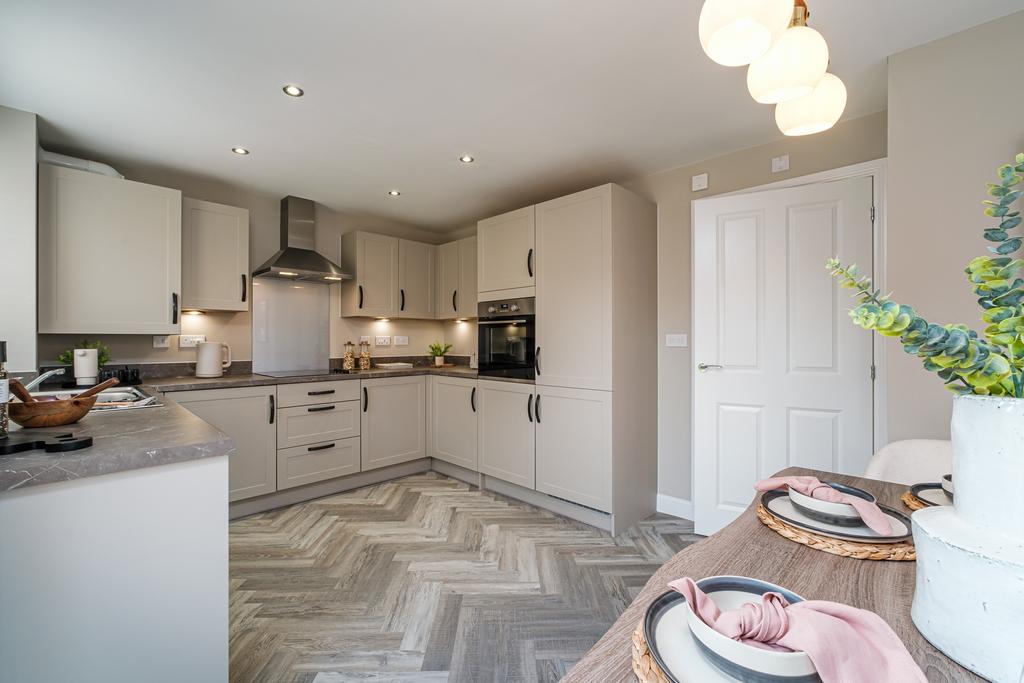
478,297,535,318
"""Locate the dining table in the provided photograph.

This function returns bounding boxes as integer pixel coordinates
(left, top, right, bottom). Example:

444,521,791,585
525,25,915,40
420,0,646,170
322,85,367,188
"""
563,466,983,682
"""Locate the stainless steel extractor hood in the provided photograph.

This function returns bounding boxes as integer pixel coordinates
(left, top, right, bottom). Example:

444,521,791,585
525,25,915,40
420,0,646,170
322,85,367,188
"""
252,196,352,282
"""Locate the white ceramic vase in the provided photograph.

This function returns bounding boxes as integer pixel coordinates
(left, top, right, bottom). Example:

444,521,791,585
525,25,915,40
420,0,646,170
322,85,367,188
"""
911,395,1024,682
434,356,444,367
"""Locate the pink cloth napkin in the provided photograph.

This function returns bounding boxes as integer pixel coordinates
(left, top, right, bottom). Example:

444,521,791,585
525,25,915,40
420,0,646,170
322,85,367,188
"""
669,577,926,683
756,476,892,536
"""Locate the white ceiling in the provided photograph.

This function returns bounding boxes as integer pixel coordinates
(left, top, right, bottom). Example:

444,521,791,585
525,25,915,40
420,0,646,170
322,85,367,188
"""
1,1,1020,231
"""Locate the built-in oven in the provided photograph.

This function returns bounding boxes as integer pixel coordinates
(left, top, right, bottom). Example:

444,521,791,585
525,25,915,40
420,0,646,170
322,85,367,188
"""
477,297,536,380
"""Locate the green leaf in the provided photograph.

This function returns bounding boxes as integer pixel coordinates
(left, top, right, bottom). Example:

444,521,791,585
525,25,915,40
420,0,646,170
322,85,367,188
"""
997,238,1023,254
1001,216,1023,230
985,229,1009,242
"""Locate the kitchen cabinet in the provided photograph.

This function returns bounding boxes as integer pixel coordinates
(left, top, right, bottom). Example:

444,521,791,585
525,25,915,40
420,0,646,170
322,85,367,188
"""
38,163,182,334
477,379,535,489
477,206,535,299
360,376,426,471
340,231,400,317
427,376,478,471
398,239,436,318
437,236,478,319
172,385,277,502
535,385,613,512
181,197,249,312
277,437,360,490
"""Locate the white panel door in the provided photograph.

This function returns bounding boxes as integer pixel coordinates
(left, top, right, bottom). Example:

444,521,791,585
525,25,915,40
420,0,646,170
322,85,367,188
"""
399,239,435,319
356,232,399,317
477,380,535,489
360,377,426,471
181,198,249,312
477,206,535,296
535,186,612,390
535,385,613,512
428,376,478,470
692,176,874,535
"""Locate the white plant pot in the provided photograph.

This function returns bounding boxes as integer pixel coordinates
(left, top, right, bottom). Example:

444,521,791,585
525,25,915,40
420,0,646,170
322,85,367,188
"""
911,395,1024,682
434,356,444,367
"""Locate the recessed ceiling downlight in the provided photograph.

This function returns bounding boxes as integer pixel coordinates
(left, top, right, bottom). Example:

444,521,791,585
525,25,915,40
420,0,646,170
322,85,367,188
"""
282,84,304,97
231,147,250,155
388,190,401,196
460,155,475,163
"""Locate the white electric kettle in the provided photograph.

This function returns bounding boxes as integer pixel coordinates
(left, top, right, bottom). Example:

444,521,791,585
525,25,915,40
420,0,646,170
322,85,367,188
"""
196,341,232,378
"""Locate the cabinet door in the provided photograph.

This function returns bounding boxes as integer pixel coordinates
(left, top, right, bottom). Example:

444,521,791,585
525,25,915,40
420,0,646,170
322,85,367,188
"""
457,236,478,318
181,198,249,312
436,241,460,319
38,163,182,334
398,239,435,319
428,376,478,470
535,385,612,512
477,380,535,489
361,376,426,471
535,186,612,390
173,386,277,502
356,232,399,317
477,206,535,296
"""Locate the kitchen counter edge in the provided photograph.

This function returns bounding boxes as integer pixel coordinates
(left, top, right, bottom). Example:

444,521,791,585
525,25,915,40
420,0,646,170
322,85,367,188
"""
149,367,535,392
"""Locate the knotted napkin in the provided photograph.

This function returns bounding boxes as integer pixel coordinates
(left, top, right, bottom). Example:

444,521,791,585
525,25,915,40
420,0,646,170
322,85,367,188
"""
669,577,926,683
756,476,892,535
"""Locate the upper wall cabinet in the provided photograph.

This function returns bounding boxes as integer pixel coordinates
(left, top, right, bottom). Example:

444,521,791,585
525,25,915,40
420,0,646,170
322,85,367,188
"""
38,164,182,334
437,235,477,319
339,231,437,319
181,198,249,312
477,206,535,300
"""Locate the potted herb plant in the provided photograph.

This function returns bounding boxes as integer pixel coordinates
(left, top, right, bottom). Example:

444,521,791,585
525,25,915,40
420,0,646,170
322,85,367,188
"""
827,154,1024,681
428,342,453,367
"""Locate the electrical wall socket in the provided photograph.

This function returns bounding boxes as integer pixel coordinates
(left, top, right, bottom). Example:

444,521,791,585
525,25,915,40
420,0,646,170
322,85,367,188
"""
665,333,688,348
152,335,170,349
375,336,392,346
359,336,372,345
178,334,206,348
394,335,409,346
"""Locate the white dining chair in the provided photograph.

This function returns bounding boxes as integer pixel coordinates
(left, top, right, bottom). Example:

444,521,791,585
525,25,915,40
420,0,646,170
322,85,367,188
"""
863,439,952,485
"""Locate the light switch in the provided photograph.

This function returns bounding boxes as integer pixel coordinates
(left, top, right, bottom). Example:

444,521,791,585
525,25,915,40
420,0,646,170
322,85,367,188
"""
152,335,170,349
691,173,709,192
666,333,688,348
179,334,206,348
771,154,790,173
394,336,409,346
375,336,392,346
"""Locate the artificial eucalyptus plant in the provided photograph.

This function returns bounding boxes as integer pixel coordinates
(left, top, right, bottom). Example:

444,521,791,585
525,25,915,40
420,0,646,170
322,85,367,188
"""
827,153,1024,398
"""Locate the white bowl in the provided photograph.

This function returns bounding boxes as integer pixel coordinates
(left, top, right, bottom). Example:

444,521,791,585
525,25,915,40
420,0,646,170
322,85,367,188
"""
787,482,875,526
685,576,818,681
941,474,954,498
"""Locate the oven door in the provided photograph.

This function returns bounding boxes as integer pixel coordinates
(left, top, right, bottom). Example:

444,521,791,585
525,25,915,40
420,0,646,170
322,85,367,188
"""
477,317,535,379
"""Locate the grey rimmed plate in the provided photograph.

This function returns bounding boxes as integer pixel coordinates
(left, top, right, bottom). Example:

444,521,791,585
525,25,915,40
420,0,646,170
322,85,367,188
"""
910,483,953,507
761,490,912,543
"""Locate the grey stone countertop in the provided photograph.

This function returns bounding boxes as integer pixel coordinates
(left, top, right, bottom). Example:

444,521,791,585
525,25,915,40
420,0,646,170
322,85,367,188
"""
0,398,235,494
149,366,535,392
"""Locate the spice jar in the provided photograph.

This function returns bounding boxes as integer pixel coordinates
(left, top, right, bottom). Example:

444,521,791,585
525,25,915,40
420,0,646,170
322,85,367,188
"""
359,340,372,371
342,341,356,372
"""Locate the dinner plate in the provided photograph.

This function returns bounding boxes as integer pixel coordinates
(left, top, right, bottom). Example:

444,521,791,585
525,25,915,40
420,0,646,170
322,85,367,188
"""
642,590,744,683
910,483,953,507
761,490,912,543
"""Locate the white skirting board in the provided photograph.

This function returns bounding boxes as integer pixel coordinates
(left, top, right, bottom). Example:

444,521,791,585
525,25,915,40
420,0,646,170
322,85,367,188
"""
656,493,694,521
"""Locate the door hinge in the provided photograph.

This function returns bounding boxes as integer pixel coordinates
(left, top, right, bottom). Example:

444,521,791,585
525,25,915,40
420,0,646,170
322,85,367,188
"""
870,364,877,381
870,205,876,223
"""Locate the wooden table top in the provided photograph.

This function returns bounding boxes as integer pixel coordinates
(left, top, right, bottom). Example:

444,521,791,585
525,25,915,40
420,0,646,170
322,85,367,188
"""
564,467,981,683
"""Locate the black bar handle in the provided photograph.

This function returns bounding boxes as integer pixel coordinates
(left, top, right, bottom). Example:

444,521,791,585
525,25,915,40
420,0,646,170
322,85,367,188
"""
535,347,541,376
307,405,336,413
269,395,275,424
452,290,458,313
400,288,405,311
527,248,534,277
363,386,369,412
307,443,336,452
241,274,247,303
470,386,476,413
358,285,364,309
171,292,179,324
535,394,541,423
527,394,534,423
307,389,336,396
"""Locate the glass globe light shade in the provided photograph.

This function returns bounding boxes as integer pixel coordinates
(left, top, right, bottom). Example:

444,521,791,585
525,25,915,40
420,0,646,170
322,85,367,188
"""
698,0,793,67
747,25,829,104
774,73,848,136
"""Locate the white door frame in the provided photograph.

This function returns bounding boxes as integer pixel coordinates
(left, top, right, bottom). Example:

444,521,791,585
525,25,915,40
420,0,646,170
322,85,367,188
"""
690,158,889,496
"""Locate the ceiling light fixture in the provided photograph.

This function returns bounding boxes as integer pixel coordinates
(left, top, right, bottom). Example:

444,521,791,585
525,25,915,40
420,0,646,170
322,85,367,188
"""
775,72,847,136
282,84,304,97
698,0,792,67
388,190,401,196
231,147,250,155
746,1,827,104
459,155,475,163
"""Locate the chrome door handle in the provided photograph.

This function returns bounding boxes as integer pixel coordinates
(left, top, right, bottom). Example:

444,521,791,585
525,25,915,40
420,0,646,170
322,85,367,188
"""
697,363,723,371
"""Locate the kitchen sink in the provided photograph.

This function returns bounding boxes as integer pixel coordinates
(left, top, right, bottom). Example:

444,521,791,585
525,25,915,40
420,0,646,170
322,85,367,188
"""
29,386,162,412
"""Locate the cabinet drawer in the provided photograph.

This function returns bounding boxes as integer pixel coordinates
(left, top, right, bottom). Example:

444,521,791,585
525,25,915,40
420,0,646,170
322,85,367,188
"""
277,437,360,490
277,400,360,448
277,380,360,407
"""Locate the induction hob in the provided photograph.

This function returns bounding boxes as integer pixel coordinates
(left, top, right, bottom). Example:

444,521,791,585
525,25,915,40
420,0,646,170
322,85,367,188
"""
256,368,349,379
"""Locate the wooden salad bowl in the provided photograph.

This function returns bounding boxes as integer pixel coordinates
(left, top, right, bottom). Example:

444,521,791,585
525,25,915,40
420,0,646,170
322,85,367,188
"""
8,396,98,428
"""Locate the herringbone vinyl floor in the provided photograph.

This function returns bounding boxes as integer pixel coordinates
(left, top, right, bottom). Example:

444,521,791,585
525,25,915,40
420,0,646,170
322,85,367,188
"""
229,472,700,683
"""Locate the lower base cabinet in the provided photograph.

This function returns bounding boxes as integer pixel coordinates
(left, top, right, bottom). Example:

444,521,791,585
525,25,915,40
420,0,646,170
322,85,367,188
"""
277,437,360,490
535,385,613,512
478,380,535,489
172,385,277,502
427,376,478,471
361,376,426,471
